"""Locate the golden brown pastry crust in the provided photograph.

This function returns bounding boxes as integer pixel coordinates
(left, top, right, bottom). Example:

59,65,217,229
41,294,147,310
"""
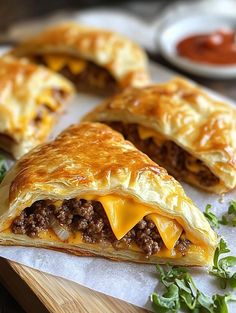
9,23,150,89
0,122,217,265
0,56,74,158
83,78,236,193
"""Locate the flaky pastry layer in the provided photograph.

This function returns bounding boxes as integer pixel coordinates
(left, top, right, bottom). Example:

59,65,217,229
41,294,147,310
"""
0,123,217,265
83,78,236,193
0,56,74,158
9,23,150,89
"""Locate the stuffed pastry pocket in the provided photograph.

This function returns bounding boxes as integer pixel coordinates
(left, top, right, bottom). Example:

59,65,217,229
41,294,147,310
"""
0,56,74,159
0,122,217,266
9,23,150,95
83,78,236,194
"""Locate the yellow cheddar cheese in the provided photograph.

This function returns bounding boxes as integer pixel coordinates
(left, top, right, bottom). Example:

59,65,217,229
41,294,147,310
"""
44,55,67,72
68,59,87,74
147,214,182,250
43,54,87,75
36,88,59,111
138,125,166,144
97,195,154,240
87,194,183,250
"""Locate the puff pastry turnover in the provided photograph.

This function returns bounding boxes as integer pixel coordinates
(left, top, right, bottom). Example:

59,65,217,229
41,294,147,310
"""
0,122,217,266
0,56,74,159
83,78,236,194
9,23,150,95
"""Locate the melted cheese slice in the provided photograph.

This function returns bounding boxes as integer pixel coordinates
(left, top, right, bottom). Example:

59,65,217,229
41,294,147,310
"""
138,125,166,144
97,195,154,240
36,88,59,111
34,88,60,138
94,194,183,250
185,155,207,174
147,214,182,250
44,54,87,74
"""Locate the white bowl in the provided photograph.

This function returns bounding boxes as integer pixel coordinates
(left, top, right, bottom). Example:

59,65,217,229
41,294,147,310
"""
158,14,236,79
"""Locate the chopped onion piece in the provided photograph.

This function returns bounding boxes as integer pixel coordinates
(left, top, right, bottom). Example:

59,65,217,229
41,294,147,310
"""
50,216,71,241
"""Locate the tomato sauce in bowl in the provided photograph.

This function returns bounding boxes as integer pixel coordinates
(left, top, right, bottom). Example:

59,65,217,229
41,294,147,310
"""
177,29,236,65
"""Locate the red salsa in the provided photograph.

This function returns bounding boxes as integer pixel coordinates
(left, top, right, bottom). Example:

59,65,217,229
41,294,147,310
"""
177,28,236,65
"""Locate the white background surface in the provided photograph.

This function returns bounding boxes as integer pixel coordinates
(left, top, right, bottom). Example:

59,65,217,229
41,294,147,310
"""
0,61,236,311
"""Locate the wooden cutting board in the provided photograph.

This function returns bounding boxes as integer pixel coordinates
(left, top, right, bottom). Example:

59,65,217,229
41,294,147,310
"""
0,258,149,313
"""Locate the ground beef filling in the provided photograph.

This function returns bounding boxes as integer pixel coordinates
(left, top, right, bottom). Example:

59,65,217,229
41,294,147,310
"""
60,63,118,95
36,55,118,95
11,199,190,257
107,122,219,187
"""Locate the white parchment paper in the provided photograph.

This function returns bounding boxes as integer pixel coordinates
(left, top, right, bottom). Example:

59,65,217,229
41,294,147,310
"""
0,61,236,312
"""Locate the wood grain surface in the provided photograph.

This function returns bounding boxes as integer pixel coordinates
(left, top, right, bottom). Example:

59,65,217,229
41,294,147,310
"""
0,258,149,313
